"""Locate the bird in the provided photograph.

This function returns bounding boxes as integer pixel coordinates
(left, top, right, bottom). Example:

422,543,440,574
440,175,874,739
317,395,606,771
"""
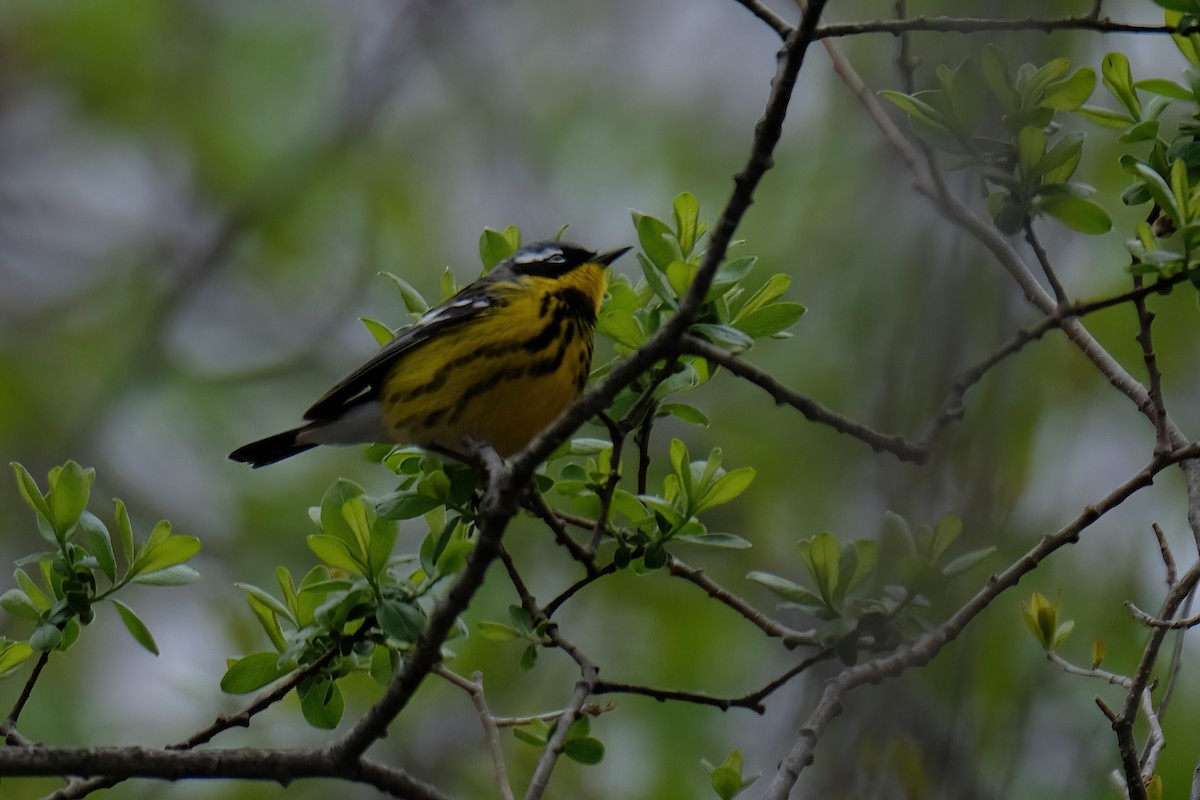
229,240,631,468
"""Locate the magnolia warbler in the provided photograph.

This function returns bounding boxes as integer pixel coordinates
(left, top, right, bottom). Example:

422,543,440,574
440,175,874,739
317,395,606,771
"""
230,241,631,467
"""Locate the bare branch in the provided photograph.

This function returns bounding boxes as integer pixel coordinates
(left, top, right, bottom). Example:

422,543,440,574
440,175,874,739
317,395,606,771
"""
434,668,515,800
1023,220,1067,305
3,649,51,738
817,16,1199,39
666,555,817,647
763,444,1200,798
679,336,927,464
731,0,793,38
0,746,448,800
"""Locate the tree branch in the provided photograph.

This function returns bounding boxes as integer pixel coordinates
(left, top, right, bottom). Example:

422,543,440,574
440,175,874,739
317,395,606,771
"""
763,443,1200,798
680,335,928,463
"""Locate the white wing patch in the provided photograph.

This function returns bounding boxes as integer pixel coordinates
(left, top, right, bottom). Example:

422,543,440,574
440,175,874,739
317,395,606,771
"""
418,296,490,326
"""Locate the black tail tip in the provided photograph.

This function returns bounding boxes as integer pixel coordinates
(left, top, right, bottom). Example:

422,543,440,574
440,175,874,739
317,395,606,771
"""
229,428,317,468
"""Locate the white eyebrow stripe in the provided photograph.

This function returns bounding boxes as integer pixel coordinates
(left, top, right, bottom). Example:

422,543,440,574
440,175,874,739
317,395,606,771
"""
511,245,564,264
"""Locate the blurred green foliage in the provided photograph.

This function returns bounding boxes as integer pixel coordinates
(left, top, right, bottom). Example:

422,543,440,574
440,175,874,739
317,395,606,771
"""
3,0,1200,799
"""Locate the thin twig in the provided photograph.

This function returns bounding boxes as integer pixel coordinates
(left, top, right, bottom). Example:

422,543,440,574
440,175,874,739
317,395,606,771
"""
680,336,928,463
666,555,817,647
1131,275,1171,453
4,649,51,734
731,0,793,37
434,667,515,800
1023,220,1067,305
1152,523,1177,587
522,489,597,574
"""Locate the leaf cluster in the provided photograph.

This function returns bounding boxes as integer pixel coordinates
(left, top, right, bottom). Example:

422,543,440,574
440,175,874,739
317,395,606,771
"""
1,461,200,672
883,46,1110,235
748,512,993,663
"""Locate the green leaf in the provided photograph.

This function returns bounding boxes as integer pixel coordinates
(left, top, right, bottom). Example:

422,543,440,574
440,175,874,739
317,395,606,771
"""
130,565,200,586
11,462,52,528
520,642,538,671
221,651,293,693
370,645,398,685
691,323,754,354
980,45,1020,113
704,749,759,800
666,259,699,298
379,271,431,314
696,468,755,513
0,589,42,621
799,532,842,605
376,491,442,521
563,737,605,765
660,403,709,427
480,226,519,270
1017,126,1047,181
237,583,296,627
513,720,551,747
378,598,424,643
879,90,947,126
732,302,806,338
669,438,692,500
1171,157,1191,219
673,192,702,256
847,540,877,592
929,514,962,561
112,600,158,655
14,570,50,611
319,479,367,553
736,274,791,320
114,498,135,565
1155,0,1200,14
144,519,172,550
308,534,366,574
638,253,678,307
942,546,996,578
1134,163,1183,223
1040,68,1096,110
634,212,682,271
1074,105,1136,128
49,461,92,541
132,536,201,577
477,621,522,641
367,516,399,580
675,532,752,549
1035,133,1083,184
0,641,34,677
340,497,373,562
300,678,344,729
1167,11,1200,67
1039,196,1112,234
77,512,116,583
1100,52,1141,119
1119,119,1160,144
29,623,62,652
246,594,287,652
359,317,394,346
1135,77,1192,99
745,571,825,608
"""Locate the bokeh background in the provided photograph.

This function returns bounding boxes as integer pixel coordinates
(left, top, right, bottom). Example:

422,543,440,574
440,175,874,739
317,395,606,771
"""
2,0,1199,798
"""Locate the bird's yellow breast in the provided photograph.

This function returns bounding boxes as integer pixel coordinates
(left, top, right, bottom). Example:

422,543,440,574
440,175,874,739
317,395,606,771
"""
379,263,606,456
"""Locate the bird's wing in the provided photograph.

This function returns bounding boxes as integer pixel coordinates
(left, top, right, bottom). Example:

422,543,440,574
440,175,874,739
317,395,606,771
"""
303,280,508,421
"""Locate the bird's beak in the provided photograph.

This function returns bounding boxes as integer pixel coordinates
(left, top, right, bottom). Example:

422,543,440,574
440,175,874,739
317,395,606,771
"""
596,246,632,266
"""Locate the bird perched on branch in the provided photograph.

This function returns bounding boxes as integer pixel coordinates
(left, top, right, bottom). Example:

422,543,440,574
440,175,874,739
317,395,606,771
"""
230,241,630,467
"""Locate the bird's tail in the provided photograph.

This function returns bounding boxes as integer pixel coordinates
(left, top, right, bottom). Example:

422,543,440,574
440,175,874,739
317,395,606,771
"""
229,427,318,468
